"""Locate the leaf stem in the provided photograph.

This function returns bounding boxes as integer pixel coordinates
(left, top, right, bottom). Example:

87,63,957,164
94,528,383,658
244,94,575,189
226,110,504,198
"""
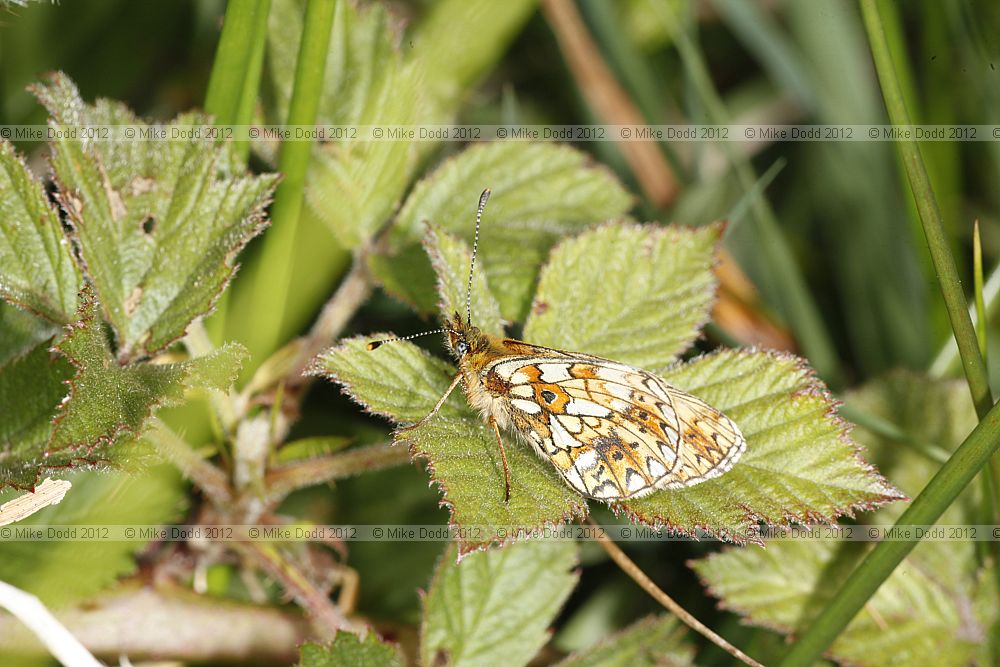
291,254,373,384
147,418,233,506
265,442,408,506
778,384,1000,666
247,0,335,361
236,541,357,637
587,518,763,667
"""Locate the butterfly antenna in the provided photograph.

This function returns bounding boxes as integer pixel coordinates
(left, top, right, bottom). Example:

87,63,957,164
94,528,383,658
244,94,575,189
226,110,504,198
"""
367,329,454,350
466,188,491,326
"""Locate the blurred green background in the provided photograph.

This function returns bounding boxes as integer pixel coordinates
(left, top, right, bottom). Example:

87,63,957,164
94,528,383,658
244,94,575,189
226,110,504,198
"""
2,0,1000,664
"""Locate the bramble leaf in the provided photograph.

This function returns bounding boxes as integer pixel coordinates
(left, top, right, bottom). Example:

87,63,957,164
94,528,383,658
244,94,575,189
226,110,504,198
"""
46,288,247,470
555,615,695,667
691,373,994,666
523,222,721,369
267,0,537,250
421,540,579,667
409,0,536,117
297,632,404,667
32,72,278,358
424,224,504,338
0,140,81,323
371,142,633,320
401,416,588,554
692,538,992,667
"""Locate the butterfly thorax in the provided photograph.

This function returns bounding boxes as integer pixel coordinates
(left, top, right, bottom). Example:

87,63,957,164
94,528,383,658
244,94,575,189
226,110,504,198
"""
445,313,521,427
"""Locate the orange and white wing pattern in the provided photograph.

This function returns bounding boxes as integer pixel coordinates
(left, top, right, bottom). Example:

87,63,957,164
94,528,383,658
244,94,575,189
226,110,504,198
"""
485,354,746,500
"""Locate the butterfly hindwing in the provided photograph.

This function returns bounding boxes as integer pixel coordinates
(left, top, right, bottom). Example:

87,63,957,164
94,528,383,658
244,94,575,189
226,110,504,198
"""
484,351,746,500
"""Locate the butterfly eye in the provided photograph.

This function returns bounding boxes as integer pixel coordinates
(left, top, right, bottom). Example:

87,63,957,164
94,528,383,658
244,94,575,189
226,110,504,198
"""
457,341,470,356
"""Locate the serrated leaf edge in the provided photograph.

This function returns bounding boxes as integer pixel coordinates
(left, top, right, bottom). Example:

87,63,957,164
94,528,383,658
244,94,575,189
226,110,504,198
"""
46,286,244,464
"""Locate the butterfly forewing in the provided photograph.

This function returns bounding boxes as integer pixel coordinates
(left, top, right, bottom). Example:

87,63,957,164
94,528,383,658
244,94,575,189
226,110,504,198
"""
484,350,746,500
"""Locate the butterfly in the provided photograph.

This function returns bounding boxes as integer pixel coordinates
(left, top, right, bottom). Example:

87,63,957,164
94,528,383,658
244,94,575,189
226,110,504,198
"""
368,189,746,503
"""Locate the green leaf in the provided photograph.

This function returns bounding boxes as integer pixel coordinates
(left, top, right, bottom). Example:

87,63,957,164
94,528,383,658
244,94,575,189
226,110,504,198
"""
47,288,247,467
372,142,633,320
0,467,186,607
846,371,977,524
421,540,579,667
298,632,404,667
692,539,992,667
555,615,695,667
32,72,278,358
424,224,505,338
0,341,72,490
401,416,588,553
268,0,423,249
691,373,996,666
623,349,903,542
523,222,721,369
0,140,81,323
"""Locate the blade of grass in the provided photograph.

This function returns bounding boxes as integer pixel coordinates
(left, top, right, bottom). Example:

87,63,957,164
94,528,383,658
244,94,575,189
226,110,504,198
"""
203,0,272,344
779,2,999,662
857,0,991,416
204,0,271,163
244,0,335,363
929,260,1000,376
974,221,987,366
778,391,1000,666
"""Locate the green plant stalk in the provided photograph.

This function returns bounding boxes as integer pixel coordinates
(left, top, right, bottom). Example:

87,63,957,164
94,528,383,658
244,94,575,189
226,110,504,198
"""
860,0,990,416
204,0,271,162
974,221,987,366
667,13,841,386
246,0,334,362
778,393,1000,666
203,0,272,343
264,442,409,506
861,0,1000,587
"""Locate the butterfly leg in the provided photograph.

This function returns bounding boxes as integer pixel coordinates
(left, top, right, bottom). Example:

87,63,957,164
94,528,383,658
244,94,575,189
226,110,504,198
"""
398,372,463,434
488,415,512,504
